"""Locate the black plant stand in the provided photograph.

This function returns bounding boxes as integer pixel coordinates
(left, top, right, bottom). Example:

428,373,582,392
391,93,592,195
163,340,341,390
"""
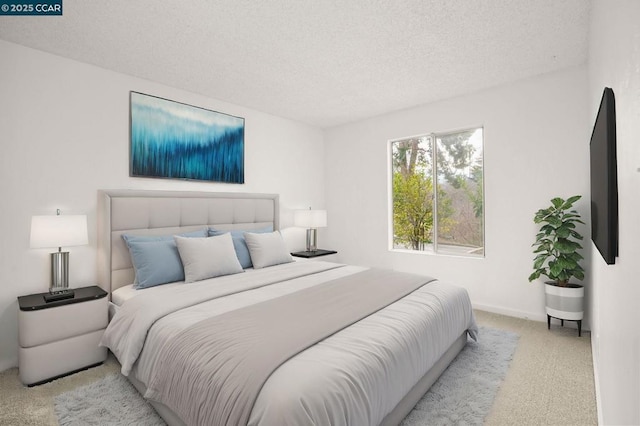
547,314,582,337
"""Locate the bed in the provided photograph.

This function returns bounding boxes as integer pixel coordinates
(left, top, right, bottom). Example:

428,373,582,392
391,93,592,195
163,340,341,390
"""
97,189,477,426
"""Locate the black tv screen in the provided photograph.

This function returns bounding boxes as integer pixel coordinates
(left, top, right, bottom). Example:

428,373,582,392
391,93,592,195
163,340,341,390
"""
590,87,618,265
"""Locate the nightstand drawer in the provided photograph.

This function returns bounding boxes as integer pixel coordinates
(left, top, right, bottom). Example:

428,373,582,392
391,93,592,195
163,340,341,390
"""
18,297,108,348
19,329,107,385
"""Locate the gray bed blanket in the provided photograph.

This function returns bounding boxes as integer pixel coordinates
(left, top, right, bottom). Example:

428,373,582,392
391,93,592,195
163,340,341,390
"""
102,261,342,375
144,268,436,426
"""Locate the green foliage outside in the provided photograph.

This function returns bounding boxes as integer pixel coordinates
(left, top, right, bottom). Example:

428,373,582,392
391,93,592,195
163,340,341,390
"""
392,137,432,250
453,163,484,219
393,172,434,250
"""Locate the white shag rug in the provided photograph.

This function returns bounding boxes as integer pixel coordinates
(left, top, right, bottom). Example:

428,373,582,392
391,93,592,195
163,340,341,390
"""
401,326,519,425
54,373,165,426
54,326,518,426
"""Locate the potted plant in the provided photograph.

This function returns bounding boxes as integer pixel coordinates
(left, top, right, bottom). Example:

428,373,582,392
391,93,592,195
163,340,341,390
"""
528,195,585,336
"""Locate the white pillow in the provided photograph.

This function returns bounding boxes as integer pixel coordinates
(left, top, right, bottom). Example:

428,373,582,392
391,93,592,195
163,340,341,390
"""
175,234,243,283
244,231,293,269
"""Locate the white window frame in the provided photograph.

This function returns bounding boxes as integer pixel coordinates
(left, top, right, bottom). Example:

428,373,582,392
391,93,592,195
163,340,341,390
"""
387,127,485,257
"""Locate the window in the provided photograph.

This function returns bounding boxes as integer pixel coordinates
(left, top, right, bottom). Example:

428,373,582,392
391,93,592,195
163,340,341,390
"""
390,127,484,257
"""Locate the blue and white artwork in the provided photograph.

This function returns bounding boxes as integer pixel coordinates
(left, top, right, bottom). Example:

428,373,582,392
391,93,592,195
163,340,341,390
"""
130,92,244,183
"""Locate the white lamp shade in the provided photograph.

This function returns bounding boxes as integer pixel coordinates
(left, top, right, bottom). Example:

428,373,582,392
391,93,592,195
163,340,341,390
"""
294,209,327,228
30,215,89,248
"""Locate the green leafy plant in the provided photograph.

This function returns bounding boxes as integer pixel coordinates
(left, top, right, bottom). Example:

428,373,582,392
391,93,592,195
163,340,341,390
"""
528,195,585,286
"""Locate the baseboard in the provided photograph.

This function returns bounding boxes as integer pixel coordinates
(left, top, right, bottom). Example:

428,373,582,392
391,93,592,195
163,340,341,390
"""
591,335,604,426
473,302,591,332
472,302,547,322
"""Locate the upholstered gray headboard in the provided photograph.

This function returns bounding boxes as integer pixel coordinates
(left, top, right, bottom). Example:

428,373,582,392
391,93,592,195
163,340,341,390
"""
97,190,279,294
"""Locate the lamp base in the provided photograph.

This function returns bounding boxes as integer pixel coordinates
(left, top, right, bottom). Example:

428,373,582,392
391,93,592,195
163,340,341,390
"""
51,251,69,289
44,289,75,303
306,228,318,252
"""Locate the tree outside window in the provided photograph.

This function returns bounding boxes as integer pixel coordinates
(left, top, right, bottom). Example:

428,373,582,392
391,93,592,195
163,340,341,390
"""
390,128,484,256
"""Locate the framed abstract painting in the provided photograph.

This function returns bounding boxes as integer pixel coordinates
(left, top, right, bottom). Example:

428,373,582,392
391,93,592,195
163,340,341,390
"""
130,92,245,183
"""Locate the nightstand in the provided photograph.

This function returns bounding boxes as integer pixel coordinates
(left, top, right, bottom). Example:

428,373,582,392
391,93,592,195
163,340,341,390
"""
291,249,338,261
18,285,108,386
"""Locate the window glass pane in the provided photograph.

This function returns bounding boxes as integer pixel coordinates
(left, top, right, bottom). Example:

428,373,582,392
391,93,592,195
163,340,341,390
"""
435,128,484,256
391,136,434,251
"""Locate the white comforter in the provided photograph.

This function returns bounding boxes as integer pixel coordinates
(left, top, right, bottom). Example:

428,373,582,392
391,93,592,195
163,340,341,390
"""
102,261,477,426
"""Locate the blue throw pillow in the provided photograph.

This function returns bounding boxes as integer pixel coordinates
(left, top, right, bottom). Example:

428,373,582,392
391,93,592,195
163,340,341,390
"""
122,229,207,288
126,239,185,289
208,226,273,268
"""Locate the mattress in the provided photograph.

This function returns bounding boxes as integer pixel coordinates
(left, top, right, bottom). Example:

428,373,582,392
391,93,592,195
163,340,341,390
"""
103,261,477,425
112,284,141,306
110,262,286,306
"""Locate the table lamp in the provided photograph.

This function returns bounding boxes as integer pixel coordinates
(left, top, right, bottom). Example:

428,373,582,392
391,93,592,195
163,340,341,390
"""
294,208,327,252
30,210,88,302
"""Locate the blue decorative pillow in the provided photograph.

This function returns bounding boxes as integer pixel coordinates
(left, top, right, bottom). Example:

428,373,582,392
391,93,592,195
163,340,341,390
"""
208,226,273,269
126,239,185,289
122,229,207,288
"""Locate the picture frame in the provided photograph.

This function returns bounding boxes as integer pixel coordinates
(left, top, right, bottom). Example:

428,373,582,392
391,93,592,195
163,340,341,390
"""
130,92,245,184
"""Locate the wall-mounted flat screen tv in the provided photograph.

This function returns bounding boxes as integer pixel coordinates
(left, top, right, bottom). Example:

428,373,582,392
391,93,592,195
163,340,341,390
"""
590,87,618,265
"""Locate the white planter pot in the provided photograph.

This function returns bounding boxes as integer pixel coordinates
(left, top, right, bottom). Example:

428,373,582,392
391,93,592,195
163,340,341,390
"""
544,282,584,336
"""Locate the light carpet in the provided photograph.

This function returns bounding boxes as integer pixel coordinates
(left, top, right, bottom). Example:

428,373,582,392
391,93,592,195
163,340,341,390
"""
54,326,518,425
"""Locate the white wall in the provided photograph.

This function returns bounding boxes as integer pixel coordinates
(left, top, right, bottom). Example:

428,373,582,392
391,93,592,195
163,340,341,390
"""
0,40,324,372
324,66,589,323
588,1,640,424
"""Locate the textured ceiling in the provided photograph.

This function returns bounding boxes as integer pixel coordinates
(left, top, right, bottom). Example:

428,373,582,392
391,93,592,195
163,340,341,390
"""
0,0,590,128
